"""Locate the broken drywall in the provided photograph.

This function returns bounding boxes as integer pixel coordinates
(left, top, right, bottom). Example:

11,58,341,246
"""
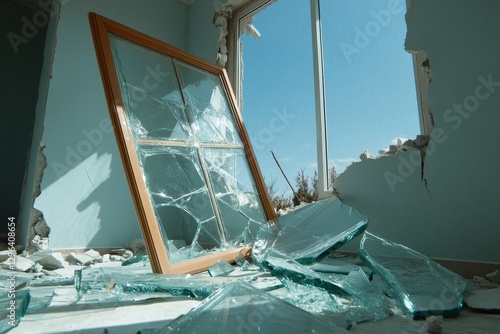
26,144,50,254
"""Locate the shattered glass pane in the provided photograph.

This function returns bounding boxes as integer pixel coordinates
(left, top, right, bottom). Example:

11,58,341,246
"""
138,145,222,262
359,232,468,319
104,30,269,271
176,61,242,145
253,197,368,265
159,281,345,333
110,34,192,141
264,256,391,325
0,288,30,331
203,147,267,245
208,260,235,277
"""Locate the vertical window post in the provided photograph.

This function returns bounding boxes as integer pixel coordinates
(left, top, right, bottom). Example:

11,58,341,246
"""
310,0,330,198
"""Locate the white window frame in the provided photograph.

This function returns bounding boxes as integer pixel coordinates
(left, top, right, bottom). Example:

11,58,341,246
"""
227,0,431,198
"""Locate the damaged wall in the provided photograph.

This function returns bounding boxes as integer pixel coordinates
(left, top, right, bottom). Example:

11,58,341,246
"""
1,1,48,235
335,0,500,264
33,0,191,249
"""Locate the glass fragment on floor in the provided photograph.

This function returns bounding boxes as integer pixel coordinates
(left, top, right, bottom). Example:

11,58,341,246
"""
208,260,235,277
74,267,226,299
252,197,368,265
157,281,347,333
359,232,468,319
0,288,30,332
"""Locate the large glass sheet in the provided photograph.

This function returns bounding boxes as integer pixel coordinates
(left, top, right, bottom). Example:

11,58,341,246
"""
110,34,191,141
359,232,468,319
158,281,344,333
253,197,368,265
138,145,222,262
263,256,391,325
176,61,242,145
202,148,266,245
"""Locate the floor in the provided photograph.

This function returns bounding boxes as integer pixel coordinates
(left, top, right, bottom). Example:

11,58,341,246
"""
7,259,500,334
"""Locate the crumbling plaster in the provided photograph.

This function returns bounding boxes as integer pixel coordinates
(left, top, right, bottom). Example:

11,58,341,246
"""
334,0,500,264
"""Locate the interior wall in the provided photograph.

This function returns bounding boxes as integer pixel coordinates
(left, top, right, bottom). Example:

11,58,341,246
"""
335,0,500,263
186,0,221,63
0,1,48,235
34,0,190,249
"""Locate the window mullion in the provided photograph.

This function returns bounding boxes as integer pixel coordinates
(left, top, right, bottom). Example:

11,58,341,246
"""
310,0,331,198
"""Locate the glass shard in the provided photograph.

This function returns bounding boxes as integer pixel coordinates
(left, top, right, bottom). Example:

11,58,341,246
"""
158,281,346,333
0,272,31,290
464,287,500,313
253,197,368,265
208,260,235,277
0,288,30,331
74,267,237,299
310,256,373,279
359,232,468,319
26,287,55,313
263,255,391,324
263,255,349,296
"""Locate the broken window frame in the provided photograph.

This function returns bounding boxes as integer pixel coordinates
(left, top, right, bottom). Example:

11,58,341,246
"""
226,0,434,190
89,12,276,274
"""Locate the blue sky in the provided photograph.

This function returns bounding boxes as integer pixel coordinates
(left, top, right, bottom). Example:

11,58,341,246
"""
241,0,419,197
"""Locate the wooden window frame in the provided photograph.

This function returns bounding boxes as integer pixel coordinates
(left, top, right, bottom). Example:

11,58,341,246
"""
88,12,276,274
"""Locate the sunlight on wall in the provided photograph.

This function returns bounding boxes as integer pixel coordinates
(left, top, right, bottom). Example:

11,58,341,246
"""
35,153,111,249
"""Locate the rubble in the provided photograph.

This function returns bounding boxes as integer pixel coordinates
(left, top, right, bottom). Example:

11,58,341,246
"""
425,315,444,334
28,250,67,270
110,249,133,259
464,287,500,313
30,235,49,252
1,256,35,272
128,238,147,256
0,250,13,263
65,249,103,266
486,269,500,284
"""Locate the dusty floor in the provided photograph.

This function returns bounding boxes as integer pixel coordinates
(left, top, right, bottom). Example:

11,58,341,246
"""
7,260,500,334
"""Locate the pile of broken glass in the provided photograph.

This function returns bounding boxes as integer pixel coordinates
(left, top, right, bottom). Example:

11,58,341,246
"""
1,197,469,333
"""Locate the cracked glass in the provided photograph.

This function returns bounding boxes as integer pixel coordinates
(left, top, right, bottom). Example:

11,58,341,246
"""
359,232,468,319
90,13,273,273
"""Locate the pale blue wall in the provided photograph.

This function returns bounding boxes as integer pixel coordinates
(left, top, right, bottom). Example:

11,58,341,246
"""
336,0,500,263
35,0,190,249
186,0,221,63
